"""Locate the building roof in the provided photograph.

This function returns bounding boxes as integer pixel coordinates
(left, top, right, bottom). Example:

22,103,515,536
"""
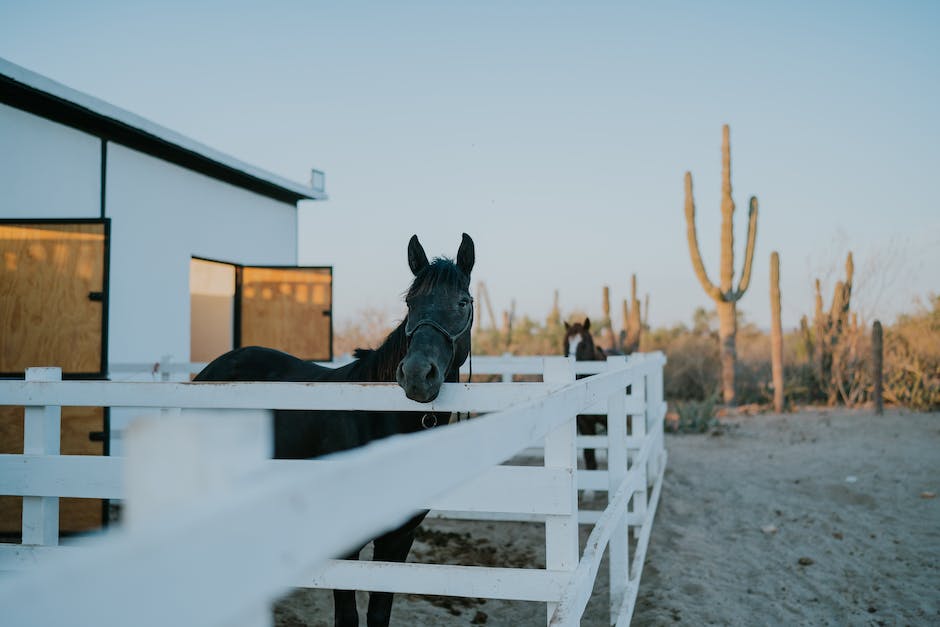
0,57,326,205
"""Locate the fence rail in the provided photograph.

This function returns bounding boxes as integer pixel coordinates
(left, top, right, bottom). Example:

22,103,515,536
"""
0,354,666,626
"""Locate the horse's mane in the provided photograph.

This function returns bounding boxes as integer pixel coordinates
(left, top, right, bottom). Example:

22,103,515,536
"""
352,321,408,381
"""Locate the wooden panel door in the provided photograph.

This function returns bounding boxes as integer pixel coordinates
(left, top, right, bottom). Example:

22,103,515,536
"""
0,222,106,375
0,220,108,536
238,266,332,361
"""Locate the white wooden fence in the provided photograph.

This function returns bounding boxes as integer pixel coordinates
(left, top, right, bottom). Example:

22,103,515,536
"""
0,354,666,626
110,354,641,524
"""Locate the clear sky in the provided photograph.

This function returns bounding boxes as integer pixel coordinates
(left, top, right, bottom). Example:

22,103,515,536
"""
2,1,937,331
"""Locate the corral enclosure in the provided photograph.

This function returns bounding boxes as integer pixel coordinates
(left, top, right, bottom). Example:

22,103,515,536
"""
0,355,667,626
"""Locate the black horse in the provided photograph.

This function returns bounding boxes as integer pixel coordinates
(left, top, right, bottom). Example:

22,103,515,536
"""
563,318,607,472
195,233,475,627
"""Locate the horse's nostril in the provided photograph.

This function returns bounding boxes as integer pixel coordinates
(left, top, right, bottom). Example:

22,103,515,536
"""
425,363,439,383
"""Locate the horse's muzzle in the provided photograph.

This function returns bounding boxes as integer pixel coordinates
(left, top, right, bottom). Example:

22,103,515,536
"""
396,355,443,402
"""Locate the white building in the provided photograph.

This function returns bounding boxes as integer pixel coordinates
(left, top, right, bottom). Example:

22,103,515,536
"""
0,58,331,534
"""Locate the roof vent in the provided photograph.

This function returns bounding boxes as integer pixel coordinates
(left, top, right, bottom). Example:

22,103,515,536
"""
310,169,326,194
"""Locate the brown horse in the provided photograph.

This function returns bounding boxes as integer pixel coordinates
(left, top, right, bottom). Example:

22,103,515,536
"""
563,318,606,471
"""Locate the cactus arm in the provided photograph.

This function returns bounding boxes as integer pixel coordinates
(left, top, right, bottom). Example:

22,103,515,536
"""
814,279,824,327
830,280,846,327
684,171,724,301
719,124,736,294
843,252,854,307
732,196,759,300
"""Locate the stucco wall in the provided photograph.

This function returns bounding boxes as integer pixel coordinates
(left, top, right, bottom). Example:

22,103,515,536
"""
1,105,300,453
0,103,101,219
105,143,297,364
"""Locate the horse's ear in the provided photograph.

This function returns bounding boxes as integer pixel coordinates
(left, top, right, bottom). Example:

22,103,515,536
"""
583,317,591,331
456,233,475,276
408,235,430,276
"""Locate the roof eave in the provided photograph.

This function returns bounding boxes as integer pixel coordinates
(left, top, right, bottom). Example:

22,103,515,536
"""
0,58,326,205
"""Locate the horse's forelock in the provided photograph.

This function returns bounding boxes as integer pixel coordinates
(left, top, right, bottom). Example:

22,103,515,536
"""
406,257,469,298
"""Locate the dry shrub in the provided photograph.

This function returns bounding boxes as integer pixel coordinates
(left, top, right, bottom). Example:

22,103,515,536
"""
734,319,773,405
333,297,939,411
828,324,873,407
333,307,395,357
883,296,940,411
670,395,719,433
473,317,564,356
644,311,720,401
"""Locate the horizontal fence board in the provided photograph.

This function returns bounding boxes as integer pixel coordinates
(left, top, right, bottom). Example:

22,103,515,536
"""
1,365,640,416
0,380,562,413
107,353,666,380
577,469,608,491
4,370,648,417
302,559,569,602
0,544,73,570
427,465,573,515
426,509,647,526
0,454,122,499
0,458,588,515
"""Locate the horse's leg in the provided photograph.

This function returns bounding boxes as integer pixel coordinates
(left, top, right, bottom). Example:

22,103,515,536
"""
576,415,598,471
333,549,361,627
366,513,426,627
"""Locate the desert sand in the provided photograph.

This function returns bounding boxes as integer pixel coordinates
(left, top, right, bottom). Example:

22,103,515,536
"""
274,410,939,626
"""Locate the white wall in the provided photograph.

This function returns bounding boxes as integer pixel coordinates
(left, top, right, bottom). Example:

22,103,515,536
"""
0,103,101,219
105,143,298,365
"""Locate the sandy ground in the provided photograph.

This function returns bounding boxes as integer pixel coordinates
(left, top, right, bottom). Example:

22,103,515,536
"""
274,410,939,626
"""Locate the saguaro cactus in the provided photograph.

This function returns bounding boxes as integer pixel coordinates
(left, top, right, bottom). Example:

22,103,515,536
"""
872,320,883,415
684,125,759,404
601,286,616,350
547,289,561,327
621,274,644,354
812,252,854,402
770,252,784,412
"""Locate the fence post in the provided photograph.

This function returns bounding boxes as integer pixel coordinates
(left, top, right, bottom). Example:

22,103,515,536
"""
605,356,629,620
502,352,513,383
630,356,648,543
543,356,578,624
648,356,666,476
159,354,173,382
21,367,62,546
124,408,272,626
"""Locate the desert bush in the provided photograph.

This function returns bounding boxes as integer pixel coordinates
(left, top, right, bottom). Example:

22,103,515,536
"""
333,295,939,411
670,395,719,433
333,307,395,357
733,319,773,405
882,296,940,411
655,330,720,401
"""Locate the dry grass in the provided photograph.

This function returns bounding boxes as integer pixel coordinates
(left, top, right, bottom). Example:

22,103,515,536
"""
332,297,939,412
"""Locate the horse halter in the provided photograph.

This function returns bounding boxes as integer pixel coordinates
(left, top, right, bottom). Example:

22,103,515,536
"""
404,295,474,429
404,297,475,346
